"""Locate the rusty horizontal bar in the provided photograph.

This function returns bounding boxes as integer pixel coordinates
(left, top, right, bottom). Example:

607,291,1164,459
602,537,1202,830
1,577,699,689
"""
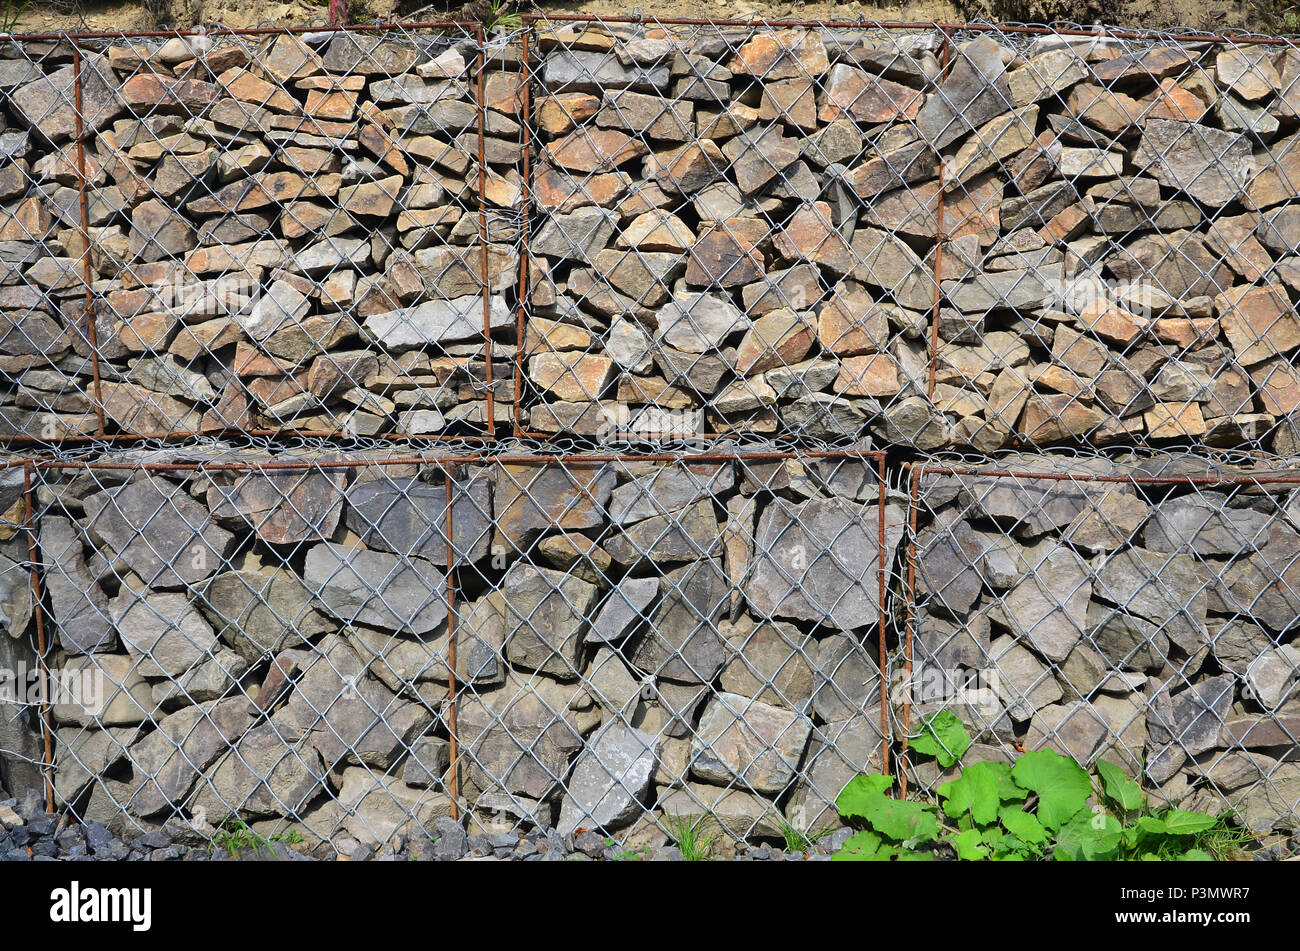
912,463,1300,486
521,13,1297,45
30,446,887,474
7,21,479,43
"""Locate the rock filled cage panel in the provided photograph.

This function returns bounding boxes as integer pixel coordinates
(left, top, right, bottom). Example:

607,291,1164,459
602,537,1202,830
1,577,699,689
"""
517,19,1300,452
0,24,519,446
902,452,1300,838
6,22,1300,450
5,449,922,854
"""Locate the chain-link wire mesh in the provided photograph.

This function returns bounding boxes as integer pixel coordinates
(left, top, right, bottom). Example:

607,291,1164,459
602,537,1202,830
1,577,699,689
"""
902,450,1300,851
3,17,1300,861
513,16,1300,454
0,23,516,448
4,447,908,856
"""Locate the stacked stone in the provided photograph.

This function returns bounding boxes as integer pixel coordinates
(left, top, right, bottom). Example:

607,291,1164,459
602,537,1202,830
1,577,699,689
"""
0,28,518,442
26,451,902,851
909,452,1300,833
523,24,1300,453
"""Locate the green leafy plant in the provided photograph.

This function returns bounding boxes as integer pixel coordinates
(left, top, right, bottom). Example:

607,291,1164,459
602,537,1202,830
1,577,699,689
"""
666,813,716,862
485,0,522,33
212,818,280,858
833,714,1249,861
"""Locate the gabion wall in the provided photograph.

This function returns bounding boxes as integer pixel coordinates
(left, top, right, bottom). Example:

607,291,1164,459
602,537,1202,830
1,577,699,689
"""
0,17,1298,859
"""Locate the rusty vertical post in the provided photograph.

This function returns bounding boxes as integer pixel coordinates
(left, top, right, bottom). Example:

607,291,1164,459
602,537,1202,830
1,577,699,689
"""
927,27,951,403
476,23,496,438
514,25,534,438
443,463,459,820
72,44,106,440
22,463,55,813
876,453,890,779
899,463,920,799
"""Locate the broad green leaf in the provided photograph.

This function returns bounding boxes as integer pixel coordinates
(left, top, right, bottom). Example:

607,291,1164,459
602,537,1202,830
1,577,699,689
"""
836,774,896,820
1011,749,1092,830
832,830,895,861
1137,815,1168,836
897,851,934,861
852,792,941,842
909,712,972,768
1096,759,1143,813
938,762,1001,825
1053,810,1121,861
1181,848,1215,861
949,828,988,860
1000,806,1046,845
1161,810,1218,835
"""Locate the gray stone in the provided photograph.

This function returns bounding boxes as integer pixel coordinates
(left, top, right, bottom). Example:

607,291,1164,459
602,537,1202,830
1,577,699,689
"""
364,295,510,348
631,559,729,684
336,767,453,848
585,648,643,714
207,467,345,546
13,55,120,143
654,293,747,353
303,544,447,636
588,576,658,645
200,557,334,663
785,716,885,831
51,655,152,728
1145,495,1271,556
988,541,1091,663
915,519,984,617
1088,600,1169,672
989,633,1064,720
747,498,904,631
82,475,235,590
1095,547,1207,653
39,516,113,654
501,564,598,679
192,720,324,823
1245,645,1300,709
109,590,220,679
1135,119,1254,207
1146,674,1237,783
557,723,657,835
1024,701,1110,764
812,633,882,723
691,692,812,794
346,471,492,566
718,618,815,709
287,635,433,771
403,736,451,789
457,671,587,803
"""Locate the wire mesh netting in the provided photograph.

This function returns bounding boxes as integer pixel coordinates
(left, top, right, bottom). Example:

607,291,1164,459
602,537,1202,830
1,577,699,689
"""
0,24,517,447
1,17,1300,861
902,451,1300,841
7,448,916,855
516,17,1300,453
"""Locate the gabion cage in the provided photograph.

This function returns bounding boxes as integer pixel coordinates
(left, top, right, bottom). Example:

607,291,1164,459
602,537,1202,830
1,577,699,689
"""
1,15,1299,860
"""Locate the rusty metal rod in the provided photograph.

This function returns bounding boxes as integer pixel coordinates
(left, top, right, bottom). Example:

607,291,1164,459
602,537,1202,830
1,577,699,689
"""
521,13,1293,45
900,462,920,800
876,454,890,779
476,23,495,438
22,463,55,813
927,28,951,402
72,44,106,440
443,464,459,821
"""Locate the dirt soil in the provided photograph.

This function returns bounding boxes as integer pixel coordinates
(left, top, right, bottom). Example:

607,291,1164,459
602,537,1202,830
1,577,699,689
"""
9,0,1268,35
